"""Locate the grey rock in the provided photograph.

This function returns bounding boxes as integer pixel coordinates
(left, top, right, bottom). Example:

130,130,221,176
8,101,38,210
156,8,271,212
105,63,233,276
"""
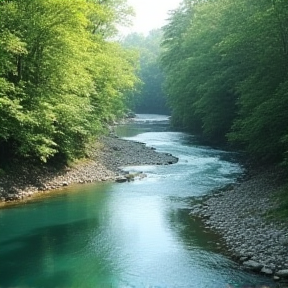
138,173,147,179
243,260,264,271
276,269,288,278
260,267,273,275
115,177,127,183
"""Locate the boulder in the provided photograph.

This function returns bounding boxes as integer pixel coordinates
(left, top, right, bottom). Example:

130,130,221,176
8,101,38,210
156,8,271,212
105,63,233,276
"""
275,269,288,278
7,193,16,200
260,267,273,275
115,177,127,183
243,260,264,271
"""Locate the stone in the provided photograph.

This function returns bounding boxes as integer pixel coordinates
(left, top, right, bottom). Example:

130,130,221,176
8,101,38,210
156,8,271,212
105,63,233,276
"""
62,181,68,186
260,267,273,275
125,174,135,181
275,270,288,278
115,177,127,183
246,252,254,257
138,173,147,179
243,260,264,271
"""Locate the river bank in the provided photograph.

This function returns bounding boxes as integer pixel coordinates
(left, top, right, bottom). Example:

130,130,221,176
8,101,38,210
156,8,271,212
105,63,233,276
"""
0,135,178,204
190,165,288,285
1,129,287,286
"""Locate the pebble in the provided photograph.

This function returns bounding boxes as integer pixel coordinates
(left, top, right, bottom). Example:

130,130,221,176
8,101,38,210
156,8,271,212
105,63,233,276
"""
192,166,288,278
276,270,288,278
261,267,273,275
243,260,263,271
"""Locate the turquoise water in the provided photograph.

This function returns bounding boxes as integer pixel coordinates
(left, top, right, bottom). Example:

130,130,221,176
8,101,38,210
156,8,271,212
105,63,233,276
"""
0,115,274,288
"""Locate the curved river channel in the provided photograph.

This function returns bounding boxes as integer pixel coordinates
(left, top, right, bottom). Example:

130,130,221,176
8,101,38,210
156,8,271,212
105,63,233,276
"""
0,115,274,288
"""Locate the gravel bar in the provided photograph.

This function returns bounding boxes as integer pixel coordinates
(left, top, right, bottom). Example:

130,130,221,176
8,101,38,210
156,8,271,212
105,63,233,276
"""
0,135,178,204
190,166,288,285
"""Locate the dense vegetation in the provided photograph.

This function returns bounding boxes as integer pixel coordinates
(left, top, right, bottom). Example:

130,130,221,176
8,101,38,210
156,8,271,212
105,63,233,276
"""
1,0,288,170
0,0,139,165
161,0,288,165
122,30,169,114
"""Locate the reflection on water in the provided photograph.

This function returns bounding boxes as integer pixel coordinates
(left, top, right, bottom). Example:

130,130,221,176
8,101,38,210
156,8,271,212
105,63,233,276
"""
0,115,275,288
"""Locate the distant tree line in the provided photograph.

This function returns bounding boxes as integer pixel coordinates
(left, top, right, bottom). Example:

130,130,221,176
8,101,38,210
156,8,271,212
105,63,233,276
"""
122,30,170,115
161,0,288,165
0,0,139,165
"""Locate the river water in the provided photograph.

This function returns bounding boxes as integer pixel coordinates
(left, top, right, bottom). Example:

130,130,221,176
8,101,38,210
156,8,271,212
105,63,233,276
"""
0,115,274,288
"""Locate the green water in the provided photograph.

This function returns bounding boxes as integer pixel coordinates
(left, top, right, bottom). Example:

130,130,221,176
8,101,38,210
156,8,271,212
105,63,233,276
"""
0,115,274,288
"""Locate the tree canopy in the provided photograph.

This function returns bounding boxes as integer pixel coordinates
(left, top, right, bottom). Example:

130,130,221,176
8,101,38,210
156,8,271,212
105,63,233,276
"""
0,0,139,164
161,0,288,165
122,30,169,114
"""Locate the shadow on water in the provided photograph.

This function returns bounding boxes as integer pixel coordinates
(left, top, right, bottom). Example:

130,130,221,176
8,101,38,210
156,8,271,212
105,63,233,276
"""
166,207,276,288
0,183,121,288
0,218,105,287
168,207,224,252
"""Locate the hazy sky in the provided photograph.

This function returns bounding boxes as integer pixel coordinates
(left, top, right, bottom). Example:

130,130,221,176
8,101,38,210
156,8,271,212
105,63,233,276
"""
121,0,182,35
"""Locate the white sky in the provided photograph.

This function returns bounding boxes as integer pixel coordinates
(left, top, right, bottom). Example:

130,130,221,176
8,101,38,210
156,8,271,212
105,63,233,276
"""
121,0,182,35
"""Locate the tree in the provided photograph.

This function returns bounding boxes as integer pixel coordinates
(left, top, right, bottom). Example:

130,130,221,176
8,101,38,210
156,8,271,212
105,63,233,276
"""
161,0,288,164
0,0,139,164
122,30,169,114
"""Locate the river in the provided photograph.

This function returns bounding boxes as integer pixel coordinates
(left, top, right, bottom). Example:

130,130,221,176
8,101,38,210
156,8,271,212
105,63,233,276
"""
0,114,274,287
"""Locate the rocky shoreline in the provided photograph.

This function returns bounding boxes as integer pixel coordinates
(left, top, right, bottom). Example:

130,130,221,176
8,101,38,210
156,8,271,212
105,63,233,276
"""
190,166,288,286
0,135,178,204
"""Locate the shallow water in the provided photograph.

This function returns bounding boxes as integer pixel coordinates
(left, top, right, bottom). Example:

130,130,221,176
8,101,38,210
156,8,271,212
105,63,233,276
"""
0,114,274,288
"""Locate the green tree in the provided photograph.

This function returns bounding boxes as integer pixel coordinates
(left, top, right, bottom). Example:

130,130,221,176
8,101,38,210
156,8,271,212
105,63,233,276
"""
227,0,288,163
0,0,139,164
122,30,169,114
161,0,288,165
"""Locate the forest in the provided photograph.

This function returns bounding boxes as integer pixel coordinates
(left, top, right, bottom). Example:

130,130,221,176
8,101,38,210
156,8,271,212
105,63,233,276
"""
121,30,169,114
0,0,139,165
1,0,288,169
161,0,288,166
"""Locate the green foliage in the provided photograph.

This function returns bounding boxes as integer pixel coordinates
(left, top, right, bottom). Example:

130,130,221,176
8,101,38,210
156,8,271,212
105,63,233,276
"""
0,0,139,164
90,40,139,121
122,30,169,114
161,0,288,164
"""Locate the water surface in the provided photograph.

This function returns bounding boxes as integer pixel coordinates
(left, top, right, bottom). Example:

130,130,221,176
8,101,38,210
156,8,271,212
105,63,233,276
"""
0,114,274,287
